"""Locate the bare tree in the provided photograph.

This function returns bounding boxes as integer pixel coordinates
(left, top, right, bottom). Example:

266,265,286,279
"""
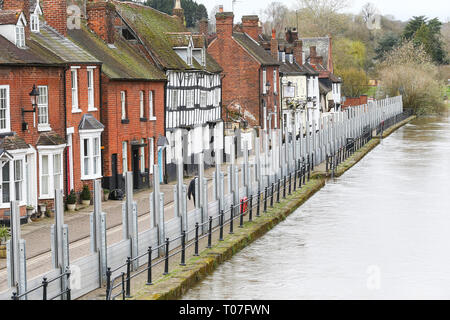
296,0,350,16
361,2,378,23
262,2,290,35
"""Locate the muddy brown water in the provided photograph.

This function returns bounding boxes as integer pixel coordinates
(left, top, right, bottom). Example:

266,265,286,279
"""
183,114,450,300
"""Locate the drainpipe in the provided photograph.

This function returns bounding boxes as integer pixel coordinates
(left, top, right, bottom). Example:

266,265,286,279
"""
63,66,68,196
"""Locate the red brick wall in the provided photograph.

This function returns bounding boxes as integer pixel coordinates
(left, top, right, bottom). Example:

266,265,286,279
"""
342,95,368,108
42,0,67,36
101,78,165,178
87,1,115,44
209,35,279,128
0,65,66,216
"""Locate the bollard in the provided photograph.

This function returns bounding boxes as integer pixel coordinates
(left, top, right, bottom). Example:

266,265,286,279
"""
270,183,274,207
126,257,131,297
163,238,169,275
207,217,213,248
263,187,268,212
194,223,199,256
219,210,224,241
42,277,48,300
229,205,234,234
180,232,186,266
146,247,152,285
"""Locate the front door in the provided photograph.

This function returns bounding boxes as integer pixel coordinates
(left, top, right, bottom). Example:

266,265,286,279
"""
132,148,140,189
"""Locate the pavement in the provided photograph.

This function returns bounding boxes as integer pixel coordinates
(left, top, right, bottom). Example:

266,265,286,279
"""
0,156,247,292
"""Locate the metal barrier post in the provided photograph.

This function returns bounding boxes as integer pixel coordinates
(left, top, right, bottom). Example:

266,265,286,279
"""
219,210,224,241
163,238,169,275
256,190,261,217
288,173,292,195
239,200,244,228
106,268,111,298
283,177,286,199
208,217,213,248
263,187,268,212
249,197,253,222
229,204,234,234
126,257,131,297
42,277,48,300
180,232,186,265
270,183,274,207
194,223,199,256
146,247,152,285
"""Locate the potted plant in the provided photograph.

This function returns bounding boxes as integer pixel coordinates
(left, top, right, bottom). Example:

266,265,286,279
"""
103,189,110,202
45,208,54,218
39,203,47,215
81,185,91,206
66,190,77,211
0,225,10,259
26,205,34,223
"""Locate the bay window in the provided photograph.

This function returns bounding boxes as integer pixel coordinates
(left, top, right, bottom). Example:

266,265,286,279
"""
38,147,64,199
80,130,102,180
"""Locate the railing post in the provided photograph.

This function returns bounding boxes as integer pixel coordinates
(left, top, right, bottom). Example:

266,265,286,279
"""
42,277,48,300
283,177,286,199
288,173,292,195
106,267,111,299
219,210,224,241
181,231,186,265
163,238,170,275
229,204,234,234
125,257,131,298
207,217,213,248
66,271,71,301
277,179,281,203
121,273,126,300
146,247,152,285
256,190,261,217
194,223,199,256
263,186,268,212
270,183,274,207
293,169,297,192
249,196,253,222
239,200,244,228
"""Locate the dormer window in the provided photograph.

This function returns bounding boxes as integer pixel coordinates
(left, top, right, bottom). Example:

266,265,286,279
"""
30,14,39,33
187,46,193,66
282,52,286,63
15,25,25,48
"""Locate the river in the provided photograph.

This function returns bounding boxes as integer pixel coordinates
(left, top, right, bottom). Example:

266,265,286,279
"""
183,114,450,300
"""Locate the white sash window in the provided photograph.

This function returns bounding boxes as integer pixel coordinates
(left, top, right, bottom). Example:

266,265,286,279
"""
0,86,10,133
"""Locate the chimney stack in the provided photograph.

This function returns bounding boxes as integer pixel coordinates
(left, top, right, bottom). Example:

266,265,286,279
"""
241,15,261,41
87,1,115,44
215,11,234,39
270,29,278,61
293,40,303,66
199,18,208,37
42,0,67,36
173,0,185,25
219,5,224,13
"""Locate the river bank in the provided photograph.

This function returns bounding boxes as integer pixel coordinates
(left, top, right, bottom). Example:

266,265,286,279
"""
131,115,417,300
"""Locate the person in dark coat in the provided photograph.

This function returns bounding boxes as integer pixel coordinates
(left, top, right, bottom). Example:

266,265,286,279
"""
187,177,197,206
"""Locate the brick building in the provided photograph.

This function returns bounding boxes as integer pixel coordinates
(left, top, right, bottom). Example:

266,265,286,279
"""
68,1,167,191
0,0,103,223
112,1,223,182
208,12,280,131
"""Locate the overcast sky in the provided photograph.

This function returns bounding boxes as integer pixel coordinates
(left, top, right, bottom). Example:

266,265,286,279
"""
196,0,449,23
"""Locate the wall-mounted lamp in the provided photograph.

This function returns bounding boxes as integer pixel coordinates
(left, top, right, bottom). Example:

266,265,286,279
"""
21,84,39,131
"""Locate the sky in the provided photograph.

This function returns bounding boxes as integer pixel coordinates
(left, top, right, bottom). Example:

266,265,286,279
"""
196,0,450,23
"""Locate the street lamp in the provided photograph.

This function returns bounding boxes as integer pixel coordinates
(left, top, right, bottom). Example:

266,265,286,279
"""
21,84,39,131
